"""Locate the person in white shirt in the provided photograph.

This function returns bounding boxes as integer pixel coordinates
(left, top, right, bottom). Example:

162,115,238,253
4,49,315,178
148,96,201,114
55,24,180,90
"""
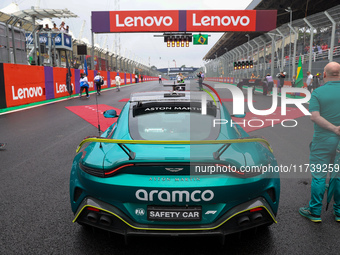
94,72,104,95
79,73,89,98
306,71,313,93
59,21,66,32
158,74,162,84
115,73,121,91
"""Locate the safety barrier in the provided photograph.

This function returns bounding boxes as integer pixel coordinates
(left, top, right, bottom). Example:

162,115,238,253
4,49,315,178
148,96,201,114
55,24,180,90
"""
0,63,159,109
204,76,308,97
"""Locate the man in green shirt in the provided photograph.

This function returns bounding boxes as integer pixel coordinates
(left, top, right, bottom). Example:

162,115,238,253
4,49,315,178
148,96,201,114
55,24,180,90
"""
299,62,340,222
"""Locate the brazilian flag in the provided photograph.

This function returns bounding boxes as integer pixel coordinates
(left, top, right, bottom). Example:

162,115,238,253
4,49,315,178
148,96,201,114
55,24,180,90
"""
193,34,208,45
295,56,304,88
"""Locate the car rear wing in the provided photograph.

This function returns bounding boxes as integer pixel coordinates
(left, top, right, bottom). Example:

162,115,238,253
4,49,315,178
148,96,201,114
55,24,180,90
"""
76,137,273,158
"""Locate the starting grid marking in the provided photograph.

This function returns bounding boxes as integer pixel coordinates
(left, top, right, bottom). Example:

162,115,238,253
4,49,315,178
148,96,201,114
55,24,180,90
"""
66,104,121,131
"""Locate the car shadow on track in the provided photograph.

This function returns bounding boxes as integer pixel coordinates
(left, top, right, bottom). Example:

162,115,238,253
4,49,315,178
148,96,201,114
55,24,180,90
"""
74,224,275,255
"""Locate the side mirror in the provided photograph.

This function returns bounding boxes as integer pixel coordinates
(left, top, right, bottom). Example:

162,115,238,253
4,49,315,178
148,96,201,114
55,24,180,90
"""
231,113,246,118
103,109,118,118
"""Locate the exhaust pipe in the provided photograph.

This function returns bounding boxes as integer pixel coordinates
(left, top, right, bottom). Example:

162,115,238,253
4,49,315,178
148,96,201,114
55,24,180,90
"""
99,215,112,226
251,213,263,222
87,212,98,223
238,216,250,226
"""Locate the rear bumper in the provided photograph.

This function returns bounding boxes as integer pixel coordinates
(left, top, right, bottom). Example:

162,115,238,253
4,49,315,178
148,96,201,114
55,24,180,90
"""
73,196,276,237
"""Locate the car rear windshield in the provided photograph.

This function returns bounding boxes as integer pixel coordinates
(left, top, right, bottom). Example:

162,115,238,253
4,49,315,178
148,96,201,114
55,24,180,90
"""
129,101,220,140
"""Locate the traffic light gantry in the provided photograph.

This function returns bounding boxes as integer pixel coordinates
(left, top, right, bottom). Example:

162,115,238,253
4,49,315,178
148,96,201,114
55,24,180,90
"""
234,60,254,70
163,32,192,47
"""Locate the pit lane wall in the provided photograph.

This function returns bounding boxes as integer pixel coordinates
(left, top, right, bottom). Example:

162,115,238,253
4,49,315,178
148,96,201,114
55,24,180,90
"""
0,63,159,109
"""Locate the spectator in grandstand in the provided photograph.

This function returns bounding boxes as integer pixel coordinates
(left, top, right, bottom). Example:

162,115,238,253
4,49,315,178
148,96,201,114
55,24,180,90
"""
79,73,90,98
265,73,274,96
43,24,51,31
299,61,340,223
322,43,328,51
59,21,66,32
52,23,59,31
317,45,322,55
306,71,313,93
285,55,289,66
115,73,121,91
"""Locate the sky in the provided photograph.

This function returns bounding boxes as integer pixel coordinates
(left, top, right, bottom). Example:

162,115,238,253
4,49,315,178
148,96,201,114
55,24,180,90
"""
1,0,253,69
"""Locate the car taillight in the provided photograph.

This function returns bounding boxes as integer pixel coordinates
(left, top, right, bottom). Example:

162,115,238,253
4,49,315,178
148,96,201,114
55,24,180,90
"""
104,164,134,176
87,207,100,212
250,207,263,212
79,163,134,177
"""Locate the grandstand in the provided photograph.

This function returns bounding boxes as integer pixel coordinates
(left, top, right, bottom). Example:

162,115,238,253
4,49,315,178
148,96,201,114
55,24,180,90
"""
203,0,340,83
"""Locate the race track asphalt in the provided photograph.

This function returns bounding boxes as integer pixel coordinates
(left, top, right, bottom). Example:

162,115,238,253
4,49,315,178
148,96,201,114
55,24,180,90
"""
0,80,339,254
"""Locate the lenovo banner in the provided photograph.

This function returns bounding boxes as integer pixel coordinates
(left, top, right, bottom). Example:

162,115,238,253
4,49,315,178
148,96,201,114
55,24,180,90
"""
3,64,46,108
187,10,256,32
0,63,164,110
54,67,75,98
92,10,276,33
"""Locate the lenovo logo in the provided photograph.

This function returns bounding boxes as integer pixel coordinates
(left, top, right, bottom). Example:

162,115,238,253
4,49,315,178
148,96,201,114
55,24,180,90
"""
192,13,250,27
12,86,43,100
115,14,173,27
110,10,179,32
56,83,74,94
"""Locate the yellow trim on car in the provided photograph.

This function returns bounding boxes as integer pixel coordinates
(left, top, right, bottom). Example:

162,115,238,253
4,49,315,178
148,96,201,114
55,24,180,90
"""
76,138,273,154
73,205,277,231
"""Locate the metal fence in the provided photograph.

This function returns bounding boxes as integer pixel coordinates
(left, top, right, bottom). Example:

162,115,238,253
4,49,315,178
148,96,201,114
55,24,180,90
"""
0,21,27,65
